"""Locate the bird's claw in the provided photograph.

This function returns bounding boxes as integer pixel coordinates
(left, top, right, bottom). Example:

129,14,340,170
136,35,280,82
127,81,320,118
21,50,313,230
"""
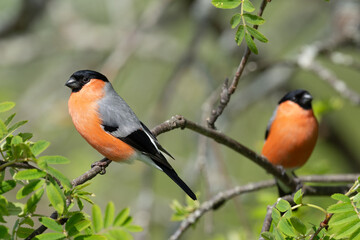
91,160,108,175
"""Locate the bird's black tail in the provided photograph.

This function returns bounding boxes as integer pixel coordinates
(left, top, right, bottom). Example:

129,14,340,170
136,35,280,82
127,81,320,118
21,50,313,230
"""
160,164,197,200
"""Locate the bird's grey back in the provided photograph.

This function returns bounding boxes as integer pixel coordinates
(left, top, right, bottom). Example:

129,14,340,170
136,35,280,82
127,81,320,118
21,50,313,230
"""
98,83,142,137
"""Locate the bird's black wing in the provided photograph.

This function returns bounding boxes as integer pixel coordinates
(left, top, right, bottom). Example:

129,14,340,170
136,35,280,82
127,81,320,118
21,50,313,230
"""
103,123,197,200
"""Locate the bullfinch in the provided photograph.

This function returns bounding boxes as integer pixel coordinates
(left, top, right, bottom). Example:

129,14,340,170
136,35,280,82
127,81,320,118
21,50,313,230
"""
261,89,318,196
65,70,196,200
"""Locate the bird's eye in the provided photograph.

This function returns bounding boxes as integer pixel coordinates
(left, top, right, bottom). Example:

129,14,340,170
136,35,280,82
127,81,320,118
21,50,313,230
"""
82,78,90,84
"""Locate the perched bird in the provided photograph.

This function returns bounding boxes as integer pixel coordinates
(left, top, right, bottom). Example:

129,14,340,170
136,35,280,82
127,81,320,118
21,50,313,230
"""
261,89,318,196
65,70,196,200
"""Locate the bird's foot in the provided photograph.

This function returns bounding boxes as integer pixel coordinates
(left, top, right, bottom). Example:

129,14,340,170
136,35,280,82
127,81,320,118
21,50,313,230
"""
91,158,109,175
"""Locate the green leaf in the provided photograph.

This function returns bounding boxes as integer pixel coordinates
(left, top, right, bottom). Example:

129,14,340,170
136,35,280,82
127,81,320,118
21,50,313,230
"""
104,201,114,228
8,120,27,134
4,113,16,126
331,193,351,203
19,132,33,141
327,202,354,213
211,0,241,9
261,232,275,240
235,25,245,46
39,217,63,232
278,218,297,237
0,102,15,113
14,169,47,180
11,135,23,145
246,25,268,42
350,226,360,240
92,204,103,233
46,181,65,215
73,219,92,234
122,216,132,227
39,156,70,165
46,166,72,190
290,217,306,235
77,198,84,211
37,157,48,170
0,120,7,139
0,180,16,194
330,213,358,226
17,227,34,238
24,188,44,214
243,13,265,25
243,0,255,12
82,235,107,240
7,202,24,215
337,220,360,239
124,225,143,232
17,179,45,199
78,195,94,205
276,199,291,212
245,32,258,54
34,232,66,240
113,207,130,226
107,229,131,240
293,189,303,205
0,225,10,239
230,13,242,29
271,208,281,225
23,217,35,227
66,213,86,236
31,141,50,156
273,227,285,240
353,192,360,203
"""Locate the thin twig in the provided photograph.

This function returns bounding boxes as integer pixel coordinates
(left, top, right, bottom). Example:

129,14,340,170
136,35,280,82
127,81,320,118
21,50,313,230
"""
0,160,36,170
207,0,269,129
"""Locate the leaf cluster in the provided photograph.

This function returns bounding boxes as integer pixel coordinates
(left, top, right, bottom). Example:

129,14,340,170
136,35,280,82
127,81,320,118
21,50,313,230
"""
0,102,141,240
171,194,199,221
211,0,268,54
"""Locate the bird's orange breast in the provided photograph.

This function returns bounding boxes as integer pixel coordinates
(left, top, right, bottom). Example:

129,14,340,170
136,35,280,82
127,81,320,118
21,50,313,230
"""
261,101,318,169
68,79,135,161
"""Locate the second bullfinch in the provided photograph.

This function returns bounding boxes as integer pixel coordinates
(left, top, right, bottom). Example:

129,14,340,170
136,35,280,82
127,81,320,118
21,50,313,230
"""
261,89,318,196
65,70,196,200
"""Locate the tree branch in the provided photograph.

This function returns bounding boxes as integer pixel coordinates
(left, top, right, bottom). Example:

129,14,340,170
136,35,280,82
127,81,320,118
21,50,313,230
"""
169,180,275,240
170,174,358,240
0,160,37,170
207,0,269,129
25,158,111,239
153,115,298,192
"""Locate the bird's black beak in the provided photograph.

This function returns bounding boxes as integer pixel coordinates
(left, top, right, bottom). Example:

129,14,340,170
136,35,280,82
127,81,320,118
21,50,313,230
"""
65,78,80,89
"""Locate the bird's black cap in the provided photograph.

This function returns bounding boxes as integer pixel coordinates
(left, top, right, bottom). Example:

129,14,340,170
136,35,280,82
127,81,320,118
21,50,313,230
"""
66,70,108,92
278,89,313,110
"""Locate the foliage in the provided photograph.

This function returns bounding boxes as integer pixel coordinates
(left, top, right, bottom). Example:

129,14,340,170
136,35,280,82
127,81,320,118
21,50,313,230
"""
211,0,268,54
170,194,200,221
261,179,360,240
0,102,141,240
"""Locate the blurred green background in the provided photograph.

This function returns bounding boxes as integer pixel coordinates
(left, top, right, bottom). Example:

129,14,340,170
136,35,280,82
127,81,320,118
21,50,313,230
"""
0,0,359,239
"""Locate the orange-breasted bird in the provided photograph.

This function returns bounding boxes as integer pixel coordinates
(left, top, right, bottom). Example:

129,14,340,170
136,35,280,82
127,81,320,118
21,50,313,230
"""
65,70,196,200
261,89,318,196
